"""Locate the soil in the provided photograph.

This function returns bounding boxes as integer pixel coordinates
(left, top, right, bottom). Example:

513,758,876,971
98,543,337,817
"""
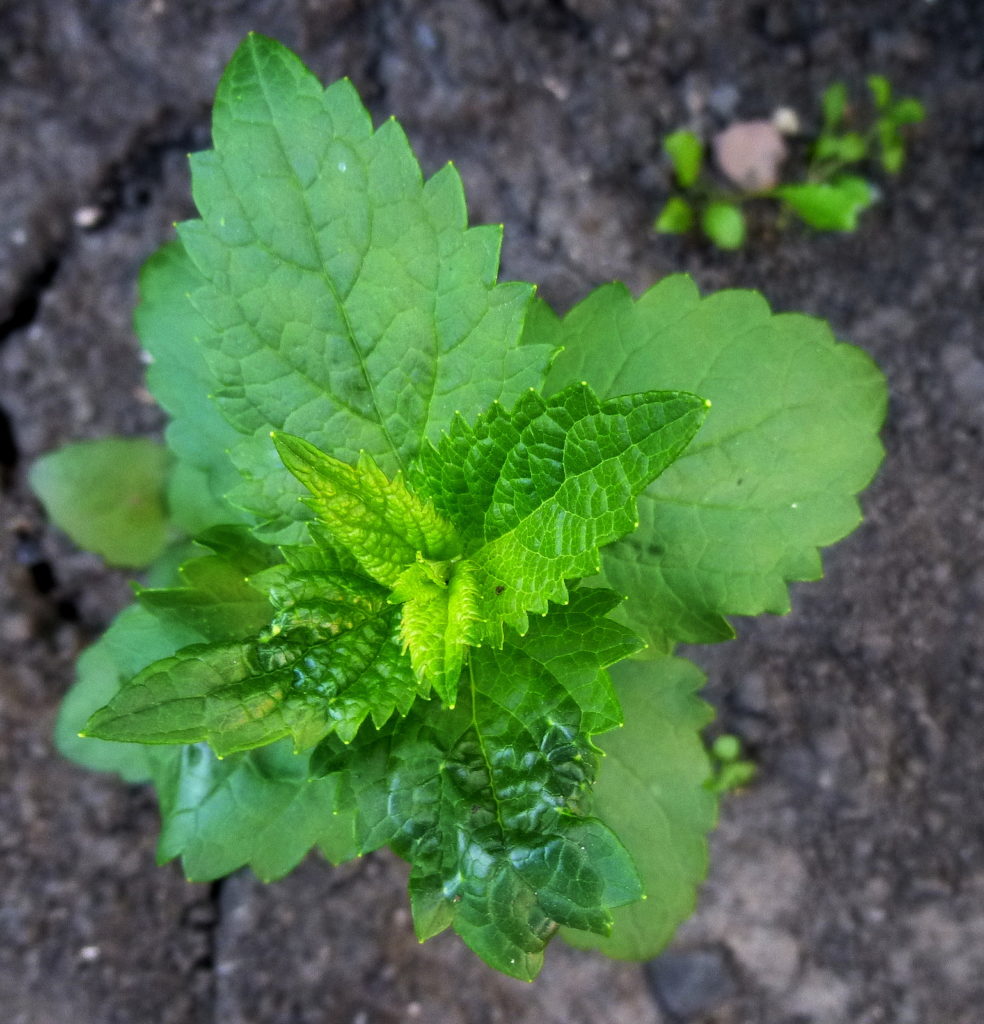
2,2,982,1022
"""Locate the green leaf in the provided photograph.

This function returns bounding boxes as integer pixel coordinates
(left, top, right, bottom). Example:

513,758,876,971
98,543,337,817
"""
322,612,641,981
389,556,480,705
162,33,548,540
654,196,695,235
776,175,873,230
136,242,248,531
888,97,925,126
562,657,717,959
29,438,172,568
821,81,848,131
867,74,892,111
274,432,461,585
876,118,909,174
509,588,642,734
54,603,199,782
155,738,355,882
826,131,868,164
412,383,708,644
136,555,273,644
663,130,703,188
85,568,419,755
539,275,887,650
700,201,745,250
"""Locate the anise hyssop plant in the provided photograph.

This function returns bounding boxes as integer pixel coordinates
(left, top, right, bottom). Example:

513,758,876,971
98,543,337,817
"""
35,35,887,980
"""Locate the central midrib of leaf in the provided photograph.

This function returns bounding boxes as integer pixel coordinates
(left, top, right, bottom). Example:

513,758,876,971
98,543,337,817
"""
466,657,507,838
251,42,406,471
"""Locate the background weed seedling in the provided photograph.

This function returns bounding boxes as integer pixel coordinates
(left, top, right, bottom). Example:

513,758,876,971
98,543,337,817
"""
655,75,924,249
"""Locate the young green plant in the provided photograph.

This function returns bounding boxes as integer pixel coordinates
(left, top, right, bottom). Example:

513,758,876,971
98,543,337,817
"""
656,74,924,248
34,35,887,981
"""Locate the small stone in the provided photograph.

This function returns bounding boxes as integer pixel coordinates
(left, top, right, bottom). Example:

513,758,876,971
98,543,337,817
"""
645,946,738,1019
72,206,104,229
730,925,801,992
713,120,788,191
772,106,801,135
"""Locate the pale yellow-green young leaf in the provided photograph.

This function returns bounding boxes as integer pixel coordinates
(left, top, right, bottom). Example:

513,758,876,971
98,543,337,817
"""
273,433,461,586
390,557,481,705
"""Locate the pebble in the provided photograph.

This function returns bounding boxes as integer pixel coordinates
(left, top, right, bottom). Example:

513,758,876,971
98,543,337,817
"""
645,946,737,1019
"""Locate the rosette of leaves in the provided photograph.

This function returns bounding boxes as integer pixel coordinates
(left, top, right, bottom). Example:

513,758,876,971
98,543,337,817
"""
39,35,887,979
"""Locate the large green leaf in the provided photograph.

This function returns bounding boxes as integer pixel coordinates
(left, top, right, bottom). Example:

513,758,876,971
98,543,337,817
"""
562,657,717,959
540,276,887,650
29,438,172,568
136,243,248,532
412,382,707,644
155,739,356,882
160,33,549,540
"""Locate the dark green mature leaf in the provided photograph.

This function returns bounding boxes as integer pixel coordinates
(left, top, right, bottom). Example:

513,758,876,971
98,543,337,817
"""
509,588,642,734
162,33,549,540
274,432,461,585
317,594,641,980
85,568,419,755
30,438,172,568
540,275,887,650
413,382,707,644
155,739,355,882
56,593,359,879
562,657,717,959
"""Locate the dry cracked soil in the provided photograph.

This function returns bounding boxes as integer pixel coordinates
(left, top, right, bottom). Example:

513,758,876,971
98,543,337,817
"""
1,2,983,1023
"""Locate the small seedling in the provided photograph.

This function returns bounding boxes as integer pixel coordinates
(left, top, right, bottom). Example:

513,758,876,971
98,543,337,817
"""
707,734,757,794
655,75,924,249
33,36,887,980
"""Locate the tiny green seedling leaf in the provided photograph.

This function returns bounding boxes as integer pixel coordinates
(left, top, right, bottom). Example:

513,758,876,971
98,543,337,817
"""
776,175,874,231
888,97,926,126
700,200,746,249
663,130,703,188
707,732,758,793
30,438,172,568
867,74,892,111
821,81,848,131
654,195,695,234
